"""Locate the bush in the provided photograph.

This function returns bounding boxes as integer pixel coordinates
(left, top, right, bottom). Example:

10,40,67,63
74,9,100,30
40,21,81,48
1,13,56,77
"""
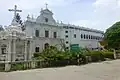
34,52,41,58
116,50,120,54
11,63,24,71
102,51,114,59
89,51,105,62
0,64,5,71
33,46,115,67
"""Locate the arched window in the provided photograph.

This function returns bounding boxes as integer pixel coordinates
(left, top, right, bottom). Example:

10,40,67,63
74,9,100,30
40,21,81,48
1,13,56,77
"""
86,35,88,39
35,47,39,52
44,43,49,49
35,30,39,37
81,34,83,39
84,34,86,39
74,34,76,38
53,32,57,38
89,35,91,39
91,35,93,39
45,30,49,38
45,18,48,22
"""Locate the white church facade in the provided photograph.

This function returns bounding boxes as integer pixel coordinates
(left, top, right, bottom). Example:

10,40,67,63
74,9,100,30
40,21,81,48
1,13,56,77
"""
0,5,104,62
25,5,104,53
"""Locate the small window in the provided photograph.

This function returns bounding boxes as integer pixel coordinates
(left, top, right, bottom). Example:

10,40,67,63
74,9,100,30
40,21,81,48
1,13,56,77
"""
1,48,6,54
84,34,86,39
35,47,39,52
66,41,68,44
89,35,91,39
65,35,68,38
65,31,68,33
86,35,88,39
45,30,49,38
53,32,57,38
45,18,48,22
91,35,93,39
66,47,69,49
81,34,83,39
35,30,39,37
74,34,76,38
44,43,49,49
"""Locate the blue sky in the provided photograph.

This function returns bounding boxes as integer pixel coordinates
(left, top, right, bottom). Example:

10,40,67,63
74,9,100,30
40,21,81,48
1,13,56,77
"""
0,0,120,31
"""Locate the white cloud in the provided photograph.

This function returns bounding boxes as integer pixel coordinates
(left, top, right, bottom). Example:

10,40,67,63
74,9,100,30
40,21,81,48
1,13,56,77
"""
72,20,104,30
92,0,120,31
0,0,71,25
0,0,74,10
71,0,120,31
1,0,120,31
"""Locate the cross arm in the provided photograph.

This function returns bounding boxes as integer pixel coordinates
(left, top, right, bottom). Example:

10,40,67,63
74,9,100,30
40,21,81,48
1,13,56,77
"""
16,10,22,12
8,9,22,12
8,9,14,11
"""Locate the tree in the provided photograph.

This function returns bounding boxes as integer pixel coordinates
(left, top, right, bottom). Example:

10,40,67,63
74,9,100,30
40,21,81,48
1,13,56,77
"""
16,13,25,31
105,21,120,49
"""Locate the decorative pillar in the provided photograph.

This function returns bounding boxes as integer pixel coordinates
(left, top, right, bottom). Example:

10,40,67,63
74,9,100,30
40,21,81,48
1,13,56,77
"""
24,40,27,61
5,40,11,71
29,40,32,60
113,49,116,59
7,40,12,62
13,39,16,61
0,46,1,55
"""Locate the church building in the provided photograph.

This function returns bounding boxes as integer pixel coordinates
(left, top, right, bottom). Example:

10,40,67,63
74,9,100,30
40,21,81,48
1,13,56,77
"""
0,5,104,62
24,4,104,53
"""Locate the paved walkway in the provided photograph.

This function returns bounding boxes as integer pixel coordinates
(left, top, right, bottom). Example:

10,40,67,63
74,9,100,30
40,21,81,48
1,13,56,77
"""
1,60,120,80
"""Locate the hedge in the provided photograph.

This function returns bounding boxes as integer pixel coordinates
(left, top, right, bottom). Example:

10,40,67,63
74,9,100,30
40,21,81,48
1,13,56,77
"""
88,51,105,62
102,51,114,59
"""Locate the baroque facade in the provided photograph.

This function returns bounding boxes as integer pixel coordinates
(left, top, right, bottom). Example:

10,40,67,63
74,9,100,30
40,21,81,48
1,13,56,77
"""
25,5,104,53
0,5,104,62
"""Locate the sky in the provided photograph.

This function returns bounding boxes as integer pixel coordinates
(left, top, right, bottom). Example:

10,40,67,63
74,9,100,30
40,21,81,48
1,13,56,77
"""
0,0,120,31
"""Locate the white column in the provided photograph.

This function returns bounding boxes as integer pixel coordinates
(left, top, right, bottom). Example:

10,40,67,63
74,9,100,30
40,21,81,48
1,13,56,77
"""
29,40,33,60
113,49,116,59
5,40,11,71
13,39,16,61
7,40,11,62
24,40,27,61
0,46,1,54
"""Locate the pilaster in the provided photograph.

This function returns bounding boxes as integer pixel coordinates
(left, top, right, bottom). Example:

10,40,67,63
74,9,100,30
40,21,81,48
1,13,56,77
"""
7,40,12,62
24,40,27,61
12,39,16,61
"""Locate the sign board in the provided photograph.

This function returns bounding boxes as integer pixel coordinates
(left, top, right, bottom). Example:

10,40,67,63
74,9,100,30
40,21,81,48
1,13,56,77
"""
70,44,80,52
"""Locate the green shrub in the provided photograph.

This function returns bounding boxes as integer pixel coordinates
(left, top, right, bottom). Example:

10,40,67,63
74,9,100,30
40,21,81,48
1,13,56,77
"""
11,63,24,71
33,52,41,58
116,50,120,54
0,64,5,71
89,51,105,62
102,51,114,59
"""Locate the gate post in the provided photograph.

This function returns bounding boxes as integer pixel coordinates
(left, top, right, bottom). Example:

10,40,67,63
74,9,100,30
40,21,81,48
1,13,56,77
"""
5,62,11,72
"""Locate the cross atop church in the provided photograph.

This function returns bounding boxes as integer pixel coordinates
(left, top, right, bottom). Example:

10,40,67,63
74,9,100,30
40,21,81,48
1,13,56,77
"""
45,3,48,9
8,5,22,25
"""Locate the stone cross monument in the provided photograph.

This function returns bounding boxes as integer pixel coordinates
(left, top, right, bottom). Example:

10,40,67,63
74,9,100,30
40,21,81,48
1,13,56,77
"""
8,5,22,25
45,3,48,9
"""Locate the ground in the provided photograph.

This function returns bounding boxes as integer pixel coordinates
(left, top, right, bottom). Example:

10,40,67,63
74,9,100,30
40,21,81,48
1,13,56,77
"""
1,60,120,80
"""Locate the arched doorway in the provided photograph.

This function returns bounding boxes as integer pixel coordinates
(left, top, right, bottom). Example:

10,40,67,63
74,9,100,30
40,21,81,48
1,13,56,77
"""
44,43,49,49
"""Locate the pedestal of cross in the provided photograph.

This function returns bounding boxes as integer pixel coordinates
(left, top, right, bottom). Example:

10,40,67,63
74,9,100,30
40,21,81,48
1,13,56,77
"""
8,5,22,25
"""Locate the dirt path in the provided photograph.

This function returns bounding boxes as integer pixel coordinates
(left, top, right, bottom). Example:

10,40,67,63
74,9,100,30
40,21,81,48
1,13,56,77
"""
1,60,120,80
